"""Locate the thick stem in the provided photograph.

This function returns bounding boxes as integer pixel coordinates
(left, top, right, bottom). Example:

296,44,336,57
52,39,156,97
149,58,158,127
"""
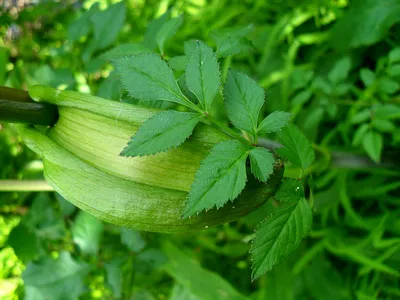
0,86,58,125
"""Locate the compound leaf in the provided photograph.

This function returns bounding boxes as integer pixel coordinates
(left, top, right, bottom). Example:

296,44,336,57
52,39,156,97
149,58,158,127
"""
258,111,292,134
251,198,312,279
182,140,249,217
224,70,264,136
113,53,191,107
276,124,315,170
186,41,220,112
249,147,274,182
121,110,203,157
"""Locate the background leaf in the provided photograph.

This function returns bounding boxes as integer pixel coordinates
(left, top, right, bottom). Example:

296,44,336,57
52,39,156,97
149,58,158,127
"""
185,41,220,112
120,228,146,253
22,252,89,300
120,111,203,157
156,15,184,55
72,211,104,255
182,140,249,217
251,198,312,279
330,0,400,49
362,131,383,163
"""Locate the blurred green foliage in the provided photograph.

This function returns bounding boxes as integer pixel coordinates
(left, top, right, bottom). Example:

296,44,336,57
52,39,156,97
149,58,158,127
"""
0,0,399,299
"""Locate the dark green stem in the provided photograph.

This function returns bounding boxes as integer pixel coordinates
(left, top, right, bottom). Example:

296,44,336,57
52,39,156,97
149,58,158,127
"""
0,86,58,125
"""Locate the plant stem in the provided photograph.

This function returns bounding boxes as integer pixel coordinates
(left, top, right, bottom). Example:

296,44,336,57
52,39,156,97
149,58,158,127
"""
206,114,252,145
0,180,54,192
0,86,58,125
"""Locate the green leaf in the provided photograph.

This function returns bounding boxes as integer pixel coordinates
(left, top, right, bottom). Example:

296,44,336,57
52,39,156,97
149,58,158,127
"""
274,179,305,203
330,0,400,49
182,140,249,217
98,43,150,61
251,198,312,279
249,147,274,182
328,57,351,84
143,11,170,50
360,68,376,87
163,242,249,300
90,1,126,50
362,131,383,163
258,111,292,134
209,24,254,44
276,124,315,170
379,77,399,94
120,111,203,157
7,223,41,262
224,70,264,136
186,41,220,112
388,64,400,77
352,124,369,146
156,15,184,54
120,228,146,252
217,36,254,57
72,211,104,255
105,258,124,298
388,47,400,64
22,252,89,300
113,53,191,107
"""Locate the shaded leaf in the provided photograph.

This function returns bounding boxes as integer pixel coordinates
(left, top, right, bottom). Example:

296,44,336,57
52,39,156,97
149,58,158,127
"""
120,111,203,157
217,36,254,57
274,179,305,203
163,243,249,300
98,43,150,61
362,131,383,163
105,258,124,298
22,252,89,300
120,228,146,252
328,57,351,84
156,15,184,54
72,211,104,255
330,0,400,49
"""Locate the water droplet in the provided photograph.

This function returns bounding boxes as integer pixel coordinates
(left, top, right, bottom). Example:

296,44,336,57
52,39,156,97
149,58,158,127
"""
200,60,204,66
205,226,209,229
232,206,235,209
296,186,300,191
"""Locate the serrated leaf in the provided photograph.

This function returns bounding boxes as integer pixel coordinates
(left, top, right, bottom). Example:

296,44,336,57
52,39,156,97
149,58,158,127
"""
113,53,191,107
72,211,104,255
217,36,254,57
276,124,315,170
249,147,274,182
258,111,292,134
186,41,220,112
224,70,264,136
251,198,312,279
182,140,249,217
22,252,89,300
274,179,305,203
121,110,203,157
156,15,184,54
362,131,382,163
